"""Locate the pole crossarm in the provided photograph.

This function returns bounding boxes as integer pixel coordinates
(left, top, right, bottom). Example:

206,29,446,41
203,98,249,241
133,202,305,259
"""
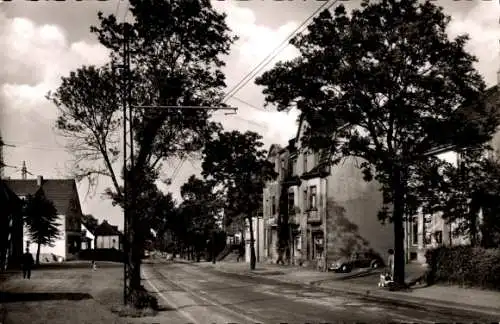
132,105,238,111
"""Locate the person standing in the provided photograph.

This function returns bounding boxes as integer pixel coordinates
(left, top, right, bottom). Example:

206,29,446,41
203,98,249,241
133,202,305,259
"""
387,248,395,279
22,247,34,279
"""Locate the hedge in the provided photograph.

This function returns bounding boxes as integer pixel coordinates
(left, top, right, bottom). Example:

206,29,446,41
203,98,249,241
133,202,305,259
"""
425,245,500,290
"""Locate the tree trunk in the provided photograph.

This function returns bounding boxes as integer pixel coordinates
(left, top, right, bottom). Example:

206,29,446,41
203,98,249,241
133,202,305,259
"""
392,168,406,285
212,231,216,264
248,216,256,270
36,241,41,266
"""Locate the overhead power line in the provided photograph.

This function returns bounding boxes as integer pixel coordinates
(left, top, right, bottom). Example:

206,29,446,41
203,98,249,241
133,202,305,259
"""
223,0,338,103
169,2,339,181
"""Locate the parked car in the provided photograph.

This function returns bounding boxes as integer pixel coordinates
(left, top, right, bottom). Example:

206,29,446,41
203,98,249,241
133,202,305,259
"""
328,251,384,273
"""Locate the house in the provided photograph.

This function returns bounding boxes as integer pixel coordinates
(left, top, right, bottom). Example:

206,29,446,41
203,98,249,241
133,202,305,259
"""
5,175,83,261
407,83,500,263
81,223,95,250
263,116,394,270
0,179,23,270
94,220,122,250
243,206,265,263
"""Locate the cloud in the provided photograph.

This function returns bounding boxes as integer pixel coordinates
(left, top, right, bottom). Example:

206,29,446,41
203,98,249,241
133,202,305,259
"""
2,1,498,226
446,1,500,87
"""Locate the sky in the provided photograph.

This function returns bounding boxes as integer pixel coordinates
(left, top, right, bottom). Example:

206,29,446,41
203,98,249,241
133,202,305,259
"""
0,0,499,229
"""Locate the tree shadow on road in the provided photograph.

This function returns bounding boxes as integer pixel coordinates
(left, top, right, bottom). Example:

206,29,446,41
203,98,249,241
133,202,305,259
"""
0,292,92,303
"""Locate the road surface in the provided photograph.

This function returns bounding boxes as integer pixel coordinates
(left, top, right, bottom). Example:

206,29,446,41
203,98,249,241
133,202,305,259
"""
143,261,496,324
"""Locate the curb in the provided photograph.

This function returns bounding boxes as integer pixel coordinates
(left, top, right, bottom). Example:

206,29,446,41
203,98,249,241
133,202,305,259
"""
189,262,500,319
310,282,500,319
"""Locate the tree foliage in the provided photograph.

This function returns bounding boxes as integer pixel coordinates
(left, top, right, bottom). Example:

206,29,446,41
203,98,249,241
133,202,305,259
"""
421,149,500,247
23,191,61,265
255,0,498,283
48,0,237,295
175,175,221,261
202,130,277,269
82,214,99,234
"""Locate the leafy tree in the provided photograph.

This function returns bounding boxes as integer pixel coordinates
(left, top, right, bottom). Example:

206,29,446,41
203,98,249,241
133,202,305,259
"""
202,131,277,269
82,214,99,234
47,0,236,298
178,175,221,262
421,149,500,248
104,167,177,252
255,0,498,284
24,191,61,265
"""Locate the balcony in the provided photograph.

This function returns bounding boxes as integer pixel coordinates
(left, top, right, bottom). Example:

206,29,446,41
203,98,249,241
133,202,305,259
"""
307,209,321,224
267,216,278,227
289,213,300,226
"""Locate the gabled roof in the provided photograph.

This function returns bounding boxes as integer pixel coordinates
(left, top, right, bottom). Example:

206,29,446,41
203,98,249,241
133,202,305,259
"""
94,220,122,236
267,144,283,159
5,178,78,216
0,179,21,213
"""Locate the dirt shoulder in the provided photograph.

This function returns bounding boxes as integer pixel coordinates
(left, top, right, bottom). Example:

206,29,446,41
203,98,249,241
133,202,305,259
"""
0,263,130,324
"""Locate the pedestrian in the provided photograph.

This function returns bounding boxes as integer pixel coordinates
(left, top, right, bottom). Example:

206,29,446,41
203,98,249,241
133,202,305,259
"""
236,243,244,262
22,247,34,279
387,248,394,279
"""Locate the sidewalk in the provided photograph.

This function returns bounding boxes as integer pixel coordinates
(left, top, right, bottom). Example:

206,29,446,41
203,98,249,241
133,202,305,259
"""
0,265,129,324
190,260,500,318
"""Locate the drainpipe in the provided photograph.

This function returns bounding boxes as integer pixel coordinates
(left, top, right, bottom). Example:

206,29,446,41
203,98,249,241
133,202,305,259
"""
323,177,328,272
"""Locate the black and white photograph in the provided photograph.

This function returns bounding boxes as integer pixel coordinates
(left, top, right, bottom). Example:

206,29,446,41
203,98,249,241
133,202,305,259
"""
1,0,500,323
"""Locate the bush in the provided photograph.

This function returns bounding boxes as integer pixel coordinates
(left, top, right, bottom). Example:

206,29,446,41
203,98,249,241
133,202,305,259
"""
425,246,500,290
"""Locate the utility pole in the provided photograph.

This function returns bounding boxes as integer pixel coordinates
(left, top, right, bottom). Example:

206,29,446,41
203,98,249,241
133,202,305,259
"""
121,23,130,305
117,22,238,307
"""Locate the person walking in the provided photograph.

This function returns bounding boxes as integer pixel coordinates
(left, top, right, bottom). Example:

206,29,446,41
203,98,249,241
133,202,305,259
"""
22,247,34,279
387,248,395,279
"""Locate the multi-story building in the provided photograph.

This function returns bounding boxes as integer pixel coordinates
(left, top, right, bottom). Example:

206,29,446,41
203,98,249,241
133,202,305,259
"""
264,80,500,269
6,175,84,261
263,117,394,269
407,83,500,263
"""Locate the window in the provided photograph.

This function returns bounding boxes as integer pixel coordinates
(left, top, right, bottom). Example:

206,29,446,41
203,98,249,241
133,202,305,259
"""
292,158,297,176
435,231,443,245
412,217,418,245
309,186,317,210
280,159,286,176
303,189,308,211
288,192,294,214
311,151,318,168
303,152,308,172
271,196,276,215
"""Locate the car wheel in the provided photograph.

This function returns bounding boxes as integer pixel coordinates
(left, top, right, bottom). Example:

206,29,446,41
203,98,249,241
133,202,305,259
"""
371,261,380,269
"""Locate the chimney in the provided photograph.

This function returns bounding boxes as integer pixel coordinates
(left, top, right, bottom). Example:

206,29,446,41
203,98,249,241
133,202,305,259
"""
37,175,43,187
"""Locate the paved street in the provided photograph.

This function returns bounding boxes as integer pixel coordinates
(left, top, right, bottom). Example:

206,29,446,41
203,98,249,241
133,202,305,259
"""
143,261,498,324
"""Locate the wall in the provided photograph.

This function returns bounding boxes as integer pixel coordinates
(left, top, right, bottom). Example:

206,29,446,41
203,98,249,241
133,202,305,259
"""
23,214,67,261
263,181,280,261
244,217,265,263
96,235,119,249
325,157,393,263
81,224,94,250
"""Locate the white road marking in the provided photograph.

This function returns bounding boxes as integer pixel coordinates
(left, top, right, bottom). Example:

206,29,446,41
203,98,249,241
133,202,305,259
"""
158,266,263,324
142,268,200,324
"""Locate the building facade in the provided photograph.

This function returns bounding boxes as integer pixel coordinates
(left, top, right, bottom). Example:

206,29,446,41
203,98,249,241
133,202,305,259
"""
263,118,394,269
6,176,83,261
94,220,122,250
0,179,23,270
